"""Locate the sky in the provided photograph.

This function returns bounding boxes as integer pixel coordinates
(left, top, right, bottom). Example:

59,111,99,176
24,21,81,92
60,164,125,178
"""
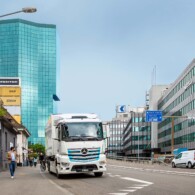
1,0,195,121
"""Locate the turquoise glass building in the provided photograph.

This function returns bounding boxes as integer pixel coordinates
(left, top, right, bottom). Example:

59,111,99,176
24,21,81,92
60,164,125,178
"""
0,19,58,145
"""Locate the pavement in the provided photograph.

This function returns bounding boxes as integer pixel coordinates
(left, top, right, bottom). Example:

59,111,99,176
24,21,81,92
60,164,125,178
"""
0,165,73,195
0,161,195,195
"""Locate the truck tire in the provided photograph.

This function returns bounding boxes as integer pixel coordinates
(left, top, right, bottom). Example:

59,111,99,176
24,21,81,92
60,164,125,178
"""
94,172,103,177
47,161,51,174
55,160,61,179
56,167,61,179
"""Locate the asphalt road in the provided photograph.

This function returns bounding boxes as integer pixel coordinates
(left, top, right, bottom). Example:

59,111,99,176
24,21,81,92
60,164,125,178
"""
0,161,195,195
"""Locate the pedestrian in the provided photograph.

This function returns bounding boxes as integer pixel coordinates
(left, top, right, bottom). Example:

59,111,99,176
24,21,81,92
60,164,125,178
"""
29,156,33,167
7,147,17,179
33,156,37,167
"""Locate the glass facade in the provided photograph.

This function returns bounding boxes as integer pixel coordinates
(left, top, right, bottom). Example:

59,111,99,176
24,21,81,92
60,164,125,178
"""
0,19,57,145
157,60,195,152
123,112,151,157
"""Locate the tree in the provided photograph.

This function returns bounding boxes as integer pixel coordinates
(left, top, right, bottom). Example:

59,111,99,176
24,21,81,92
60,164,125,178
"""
0,107,6,117
29,143,45,154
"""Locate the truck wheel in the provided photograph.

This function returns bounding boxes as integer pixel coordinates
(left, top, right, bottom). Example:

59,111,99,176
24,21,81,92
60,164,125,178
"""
172,162,176,168
94,172,103,177
56,168,61,179
47,162,51,173
188,162,192,169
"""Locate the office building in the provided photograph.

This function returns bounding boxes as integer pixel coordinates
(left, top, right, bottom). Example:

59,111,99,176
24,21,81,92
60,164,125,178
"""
123,107,151,157
148,85,170,149
158,59,195,153
107,107,130,157
0,19,58,145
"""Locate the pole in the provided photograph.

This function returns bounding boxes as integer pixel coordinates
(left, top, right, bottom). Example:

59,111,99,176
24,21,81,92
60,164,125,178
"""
0,11,23,18
171,117,174,154
138,129,139,160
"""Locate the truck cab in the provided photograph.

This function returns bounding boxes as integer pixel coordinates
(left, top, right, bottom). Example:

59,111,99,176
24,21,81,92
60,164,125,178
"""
45,114,107,178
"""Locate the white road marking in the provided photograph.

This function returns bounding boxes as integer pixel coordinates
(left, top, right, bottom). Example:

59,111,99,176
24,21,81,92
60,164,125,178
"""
40,171,74,195
114,175,121,177
128,186,143,189
108,164,195,176
120,189,136,192
109,193,128,195
134,184,149,187
121,177,153,185
109,175,115,177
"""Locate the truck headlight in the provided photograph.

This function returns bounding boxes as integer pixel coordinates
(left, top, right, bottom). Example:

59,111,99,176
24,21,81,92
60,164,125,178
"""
61,162,70,167
99,160,106,165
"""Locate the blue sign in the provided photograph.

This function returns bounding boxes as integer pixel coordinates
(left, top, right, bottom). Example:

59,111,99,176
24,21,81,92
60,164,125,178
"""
146,110,162,122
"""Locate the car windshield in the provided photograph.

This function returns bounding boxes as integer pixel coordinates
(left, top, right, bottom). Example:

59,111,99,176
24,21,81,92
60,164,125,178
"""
61,122,103,141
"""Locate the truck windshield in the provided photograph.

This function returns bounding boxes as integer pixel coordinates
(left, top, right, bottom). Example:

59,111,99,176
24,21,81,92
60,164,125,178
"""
61,122,103,141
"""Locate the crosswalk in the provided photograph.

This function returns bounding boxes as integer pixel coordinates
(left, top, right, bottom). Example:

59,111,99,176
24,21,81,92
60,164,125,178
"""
107,172,153,194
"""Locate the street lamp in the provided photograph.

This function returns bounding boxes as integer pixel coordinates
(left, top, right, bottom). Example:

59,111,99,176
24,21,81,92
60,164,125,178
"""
0,7,37,18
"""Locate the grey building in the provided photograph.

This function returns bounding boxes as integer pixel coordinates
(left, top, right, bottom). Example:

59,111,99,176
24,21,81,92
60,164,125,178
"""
0,105,28,171
123,107,151,157
107,112,130,157
158,59,195,153
149,85,170,149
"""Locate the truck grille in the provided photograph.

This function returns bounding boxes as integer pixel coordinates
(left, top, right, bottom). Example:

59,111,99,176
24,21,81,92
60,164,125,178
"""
68,147,100,162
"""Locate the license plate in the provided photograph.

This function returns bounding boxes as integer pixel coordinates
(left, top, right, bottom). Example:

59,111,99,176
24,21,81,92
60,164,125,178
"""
82,169,88,172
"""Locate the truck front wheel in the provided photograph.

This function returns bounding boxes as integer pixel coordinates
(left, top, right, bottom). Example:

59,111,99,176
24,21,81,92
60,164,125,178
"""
94,172,103,177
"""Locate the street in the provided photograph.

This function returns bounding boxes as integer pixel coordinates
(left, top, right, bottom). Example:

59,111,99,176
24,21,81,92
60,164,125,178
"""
0,160,195,195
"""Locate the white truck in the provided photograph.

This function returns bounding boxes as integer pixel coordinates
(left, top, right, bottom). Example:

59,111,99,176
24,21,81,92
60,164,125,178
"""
45,113,107,178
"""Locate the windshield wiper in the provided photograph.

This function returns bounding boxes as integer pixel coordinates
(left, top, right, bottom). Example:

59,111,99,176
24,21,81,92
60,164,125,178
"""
80,136,102,140
67,136,85,141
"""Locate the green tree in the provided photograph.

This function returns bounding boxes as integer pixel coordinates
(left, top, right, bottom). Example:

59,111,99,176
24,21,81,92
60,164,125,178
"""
29,143,45,154
0,108,6,116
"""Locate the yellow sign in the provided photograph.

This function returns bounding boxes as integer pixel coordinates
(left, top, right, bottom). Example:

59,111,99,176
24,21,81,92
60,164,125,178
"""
0,97,21,106
0,87,21,96
13,115,21,124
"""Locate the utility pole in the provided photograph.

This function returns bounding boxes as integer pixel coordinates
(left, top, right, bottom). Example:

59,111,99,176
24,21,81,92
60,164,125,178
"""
163,115,188,154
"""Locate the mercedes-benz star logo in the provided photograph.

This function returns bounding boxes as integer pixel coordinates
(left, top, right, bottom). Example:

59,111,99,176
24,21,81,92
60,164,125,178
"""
81,148,88,155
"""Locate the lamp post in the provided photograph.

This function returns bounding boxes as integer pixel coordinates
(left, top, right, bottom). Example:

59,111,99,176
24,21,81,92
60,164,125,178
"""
0,7,37,18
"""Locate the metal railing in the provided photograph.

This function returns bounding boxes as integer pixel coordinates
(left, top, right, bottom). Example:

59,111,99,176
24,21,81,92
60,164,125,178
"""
107,155,171,166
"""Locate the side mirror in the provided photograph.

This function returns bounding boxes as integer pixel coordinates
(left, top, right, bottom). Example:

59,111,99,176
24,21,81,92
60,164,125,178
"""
54,138,60,142
102,123,110,139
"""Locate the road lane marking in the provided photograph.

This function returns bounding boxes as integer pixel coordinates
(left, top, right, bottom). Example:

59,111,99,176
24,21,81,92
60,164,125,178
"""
109,193,128,195
120,177,153,185
108,164,195,176
128,186,144,189
134,184,149,187
40,171,74,195
120,189,136,192
108,172,153,194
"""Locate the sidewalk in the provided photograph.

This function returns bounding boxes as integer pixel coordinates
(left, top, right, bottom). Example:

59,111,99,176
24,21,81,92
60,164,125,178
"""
0,166,73,195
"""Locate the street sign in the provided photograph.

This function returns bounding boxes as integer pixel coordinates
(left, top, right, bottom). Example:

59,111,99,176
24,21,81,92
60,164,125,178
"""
146,110,162,122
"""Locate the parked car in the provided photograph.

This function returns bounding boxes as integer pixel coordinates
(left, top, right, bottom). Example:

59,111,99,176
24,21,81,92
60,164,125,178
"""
172,150,195,168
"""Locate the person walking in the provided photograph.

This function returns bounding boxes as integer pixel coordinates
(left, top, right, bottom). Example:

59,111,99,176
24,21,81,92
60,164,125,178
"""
7,147,17,179
33,156,37,167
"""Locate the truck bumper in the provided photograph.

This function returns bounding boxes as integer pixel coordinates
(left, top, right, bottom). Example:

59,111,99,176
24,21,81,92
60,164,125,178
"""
57,154,106,174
